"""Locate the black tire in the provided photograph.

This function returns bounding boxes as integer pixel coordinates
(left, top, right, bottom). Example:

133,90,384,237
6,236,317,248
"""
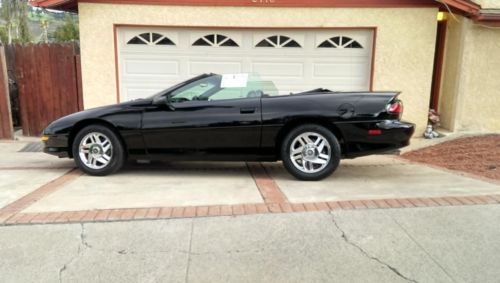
72,125,125,176
281,124,341,181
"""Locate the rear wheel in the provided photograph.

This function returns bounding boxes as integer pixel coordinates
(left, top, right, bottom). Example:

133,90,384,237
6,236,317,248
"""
281,124,341,181
72,125,125,176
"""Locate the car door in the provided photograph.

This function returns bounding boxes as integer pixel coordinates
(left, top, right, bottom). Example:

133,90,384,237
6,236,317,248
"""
141,75,262,158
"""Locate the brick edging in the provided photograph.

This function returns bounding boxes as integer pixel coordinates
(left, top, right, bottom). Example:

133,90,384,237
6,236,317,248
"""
2,195,500,226
247,162,288,204
0,168,82,223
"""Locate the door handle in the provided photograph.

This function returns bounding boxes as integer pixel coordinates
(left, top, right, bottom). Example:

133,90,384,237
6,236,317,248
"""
240,107,256,114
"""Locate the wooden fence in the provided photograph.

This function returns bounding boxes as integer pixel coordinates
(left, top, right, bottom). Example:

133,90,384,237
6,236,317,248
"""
14,43,83,136
0,46,14,139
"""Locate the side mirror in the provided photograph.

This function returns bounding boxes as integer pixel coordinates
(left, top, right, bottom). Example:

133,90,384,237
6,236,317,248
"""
153,95,175,111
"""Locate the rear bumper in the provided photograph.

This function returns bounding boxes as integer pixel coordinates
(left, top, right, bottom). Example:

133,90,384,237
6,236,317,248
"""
338,120,415,158
374,120,415,145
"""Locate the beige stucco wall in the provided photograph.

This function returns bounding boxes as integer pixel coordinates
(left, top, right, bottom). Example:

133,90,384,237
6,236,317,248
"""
439,15,500,132
455,20,500,132
78,3,438,134
438,15,465,130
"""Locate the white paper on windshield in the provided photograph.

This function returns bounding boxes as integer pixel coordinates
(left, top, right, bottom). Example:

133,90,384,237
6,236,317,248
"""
221,73,248,88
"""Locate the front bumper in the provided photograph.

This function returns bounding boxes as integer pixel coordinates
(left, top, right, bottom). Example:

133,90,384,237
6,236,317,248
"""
42,134,70,158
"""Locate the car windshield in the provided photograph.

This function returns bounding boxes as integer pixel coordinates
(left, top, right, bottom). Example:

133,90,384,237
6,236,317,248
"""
147,74,209,99
152,73,279,102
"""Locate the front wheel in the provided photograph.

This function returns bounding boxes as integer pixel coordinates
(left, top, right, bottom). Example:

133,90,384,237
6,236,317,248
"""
72,125,125,176
281,124,341,181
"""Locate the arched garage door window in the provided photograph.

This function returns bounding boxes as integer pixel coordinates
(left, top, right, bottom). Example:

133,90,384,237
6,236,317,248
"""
318,36,362,49
127,32,175,46
192,34,239,47
255,35,301,48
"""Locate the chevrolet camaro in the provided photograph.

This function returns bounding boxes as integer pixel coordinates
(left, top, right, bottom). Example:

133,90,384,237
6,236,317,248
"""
42,73,415,181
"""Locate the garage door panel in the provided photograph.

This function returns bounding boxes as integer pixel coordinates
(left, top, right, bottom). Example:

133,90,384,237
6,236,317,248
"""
318,78,369,87
125,86,165,100
314,77,365,85
251,62,304,78
313,50,370,57
124,60,180,76
313,62,369,78
188,61,243,75
271,80,367,92
318,55,371,62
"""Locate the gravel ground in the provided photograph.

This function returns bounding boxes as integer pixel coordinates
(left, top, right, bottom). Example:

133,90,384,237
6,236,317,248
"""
402,134,500,181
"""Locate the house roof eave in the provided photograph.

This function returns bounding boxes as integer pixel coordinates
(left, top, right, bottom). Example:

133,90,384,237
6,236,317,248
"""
28,0,500,26
29,0,78,12
438,0,481,16
475,10,500,26
30,0,442,12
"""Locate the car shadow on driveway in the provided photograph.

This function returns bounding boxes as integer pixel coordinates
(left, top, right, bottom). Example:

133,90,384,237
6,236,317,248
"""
119,160,252,176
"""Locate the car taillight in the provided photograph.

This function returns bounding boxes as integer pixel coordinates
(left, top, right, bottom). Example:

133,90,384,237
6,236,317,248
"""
387,100,403,117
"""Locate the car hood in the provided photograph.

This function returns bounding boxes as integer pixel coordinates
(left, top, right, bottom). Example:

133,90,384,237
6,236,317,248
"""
43,99,152,135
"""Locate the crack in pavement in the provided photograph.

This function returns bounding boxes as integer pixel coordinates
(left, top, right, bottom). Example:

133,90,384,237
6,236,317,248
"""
330,212,418,283
80,223,175,256
390,216,457,283
56,221,196,282
80,223,92,249
177,247,267,256
116,249,173,255
113,247,266,256
58,224,87,283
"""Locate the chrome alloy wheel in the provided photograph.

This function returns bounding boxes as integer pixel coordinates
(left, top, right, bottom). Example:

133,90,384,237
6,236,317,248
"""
290,132,331,174
78,132,113,170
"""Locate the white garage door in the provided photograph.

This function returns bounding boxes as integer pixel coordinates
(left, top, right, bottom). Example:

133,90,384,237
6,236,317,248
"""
117,27,373,101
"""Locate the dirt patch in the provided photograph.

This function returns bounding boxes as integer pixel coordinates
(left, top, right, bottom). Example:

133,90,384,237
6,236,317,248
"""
402,135,500,181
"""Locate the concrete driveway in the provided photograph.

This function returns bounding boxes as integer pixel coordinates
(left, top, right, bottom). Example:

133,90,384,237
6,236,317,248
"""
0,140,499,225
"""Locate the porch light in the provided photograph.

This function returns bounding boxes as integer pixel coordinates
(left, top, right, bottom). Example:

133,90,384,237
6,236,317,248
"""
437,12,447,21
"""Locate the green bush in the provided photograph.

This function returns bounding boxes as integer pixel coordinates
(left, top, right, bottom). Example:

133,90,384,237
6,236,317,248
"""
52,14,79,42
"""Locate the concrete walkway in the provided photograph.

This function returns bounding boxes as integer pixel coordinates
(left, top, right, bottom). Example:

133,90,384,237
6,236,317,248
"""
1,205,500,283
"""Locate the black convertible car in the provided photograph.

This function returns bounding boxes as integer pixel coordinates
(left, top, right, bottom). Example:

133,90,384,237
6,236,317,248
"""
42,73,414,180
